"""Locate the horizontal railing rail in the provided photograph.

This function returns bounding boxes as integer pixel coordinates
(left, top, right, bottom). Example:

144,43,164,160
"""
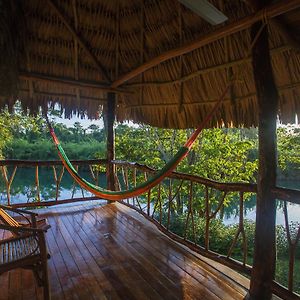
112,160,300,205
0,158,299,299
0,159,107,167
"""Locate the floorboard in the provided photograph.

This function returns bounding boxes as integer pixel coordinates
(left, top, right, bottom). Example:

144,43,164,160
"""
0,201,248,300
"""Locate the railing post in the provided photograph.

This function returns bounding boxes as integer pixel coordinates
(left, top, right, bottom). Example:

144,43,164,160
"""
106,92,116,192
35,165,41,203
247,1,278,298
204,186,210,251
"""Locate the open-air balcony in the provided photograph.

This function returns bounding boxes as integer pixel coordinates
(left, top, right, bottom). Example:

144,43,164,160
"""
0,159,299,299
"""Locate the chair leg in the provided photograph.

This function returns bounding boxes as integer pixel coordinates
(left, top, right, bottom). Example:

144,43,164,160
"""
42,259,50,300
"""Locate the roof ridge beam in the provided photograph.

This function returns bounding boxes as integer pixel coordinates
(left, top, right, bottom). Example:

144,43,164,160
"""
46,0,111,83
111,0,300,88
19,72,131,94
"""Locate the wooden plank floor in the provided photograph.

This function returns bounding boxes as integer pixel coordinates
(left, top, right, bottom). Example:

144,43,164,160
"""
0,201,248,300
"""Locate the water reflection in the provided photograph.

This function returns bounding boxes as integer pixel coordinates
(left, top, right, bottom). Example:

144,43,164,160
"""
0,168,105,204
0,168,299,226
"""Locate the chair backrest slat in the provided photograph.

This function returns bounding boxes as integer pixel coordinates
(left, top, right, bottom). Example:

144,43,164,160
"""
0,209,20,227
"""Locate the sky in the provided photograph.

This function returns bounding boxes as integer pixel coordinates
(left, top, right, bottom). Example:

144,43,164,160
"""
53,114,103,128
53,113,298,129
50,103,298,129
52,114,139,129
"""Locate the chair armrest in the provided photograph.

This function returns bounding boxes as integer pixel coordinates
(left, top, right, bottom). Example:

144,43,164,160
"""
0,205,38,216
0,223,48,233
0,205,39,227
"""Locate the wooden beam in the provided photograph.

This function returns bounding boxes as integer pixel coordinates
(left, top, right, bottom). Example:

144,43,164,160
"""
125,45,290,88
46,0,111,83
139,0,145,103
72,0,81,103
19,72,132,95
0,159,107,167
247,1,278,299
115,0,120,80
242,0,300,51
72,0,79,81
106,93,116,191
124,80,300,109
111,0,300,88
20,89,107,103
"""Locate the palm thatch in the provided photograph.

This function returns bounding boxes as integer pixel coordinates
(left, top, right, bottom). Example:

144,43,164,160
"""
0,0,25,105
0,0,300,128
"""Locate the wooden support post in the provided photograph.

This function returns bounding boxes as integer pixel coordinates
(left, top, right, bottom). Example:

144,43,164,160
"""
247,1,278,299
106,92,116,192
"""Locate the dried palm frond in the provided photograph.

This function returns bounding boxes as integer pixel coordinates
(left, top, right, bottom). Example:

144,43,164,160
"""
0,0,25,101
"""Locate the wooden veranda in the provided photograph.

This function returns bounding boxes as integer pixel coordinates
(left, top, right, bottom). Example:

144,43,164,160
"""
1,0,300,299
0,201,249,300
1,159,300,299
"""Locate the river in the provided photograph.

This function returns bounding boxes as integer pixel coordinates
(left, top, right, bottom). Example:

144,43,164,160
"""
0,168,299,226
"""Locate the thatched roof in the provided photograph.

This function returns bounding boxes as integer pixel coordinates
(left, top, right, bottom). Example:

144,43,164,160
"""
1,0,300,128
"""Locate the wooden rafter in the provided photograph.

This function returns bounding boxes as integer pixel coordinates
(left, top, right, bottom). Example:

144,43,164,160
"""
111,0,300,88
72,0,81,103
124,80,300,109
115,0,120,80
19,89,107,103
139,0,145,103
72,0,79,81
125,45,291,88
178,2,184,112
19,72,131,95
46,0,111,83
242,0,300,51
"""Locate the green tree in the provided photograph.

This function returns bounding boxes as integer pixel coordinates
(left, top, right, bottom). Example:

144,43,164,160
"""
0,106,43,158
115,125,258,183
88,124,104,141
0,113,12,158
277,125,300,178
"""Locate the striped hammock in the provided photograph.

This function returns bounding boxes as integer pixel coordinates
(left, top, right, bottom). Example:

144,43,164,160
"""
48,86,230,201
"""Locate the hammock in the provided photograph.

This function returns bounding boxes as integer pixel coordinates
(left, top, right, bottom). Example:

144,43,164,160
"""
47,86,230,201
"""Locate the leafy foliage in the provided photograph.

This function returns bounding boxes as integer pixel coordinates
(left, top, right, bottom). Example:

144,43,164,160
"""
278,126,300,177
0,107,42,158
0,104,106,160
116,125,258,182
0,107,299,293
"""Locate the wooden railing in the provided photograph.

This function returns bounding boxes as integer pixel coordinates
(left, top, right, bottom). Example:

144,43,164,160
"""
112,160,300,300
0,159,299,299
0,159,106,207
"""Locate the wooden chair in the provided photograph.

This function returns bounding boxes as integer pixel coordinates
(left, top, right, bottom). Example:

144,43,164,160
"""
0,207,51,300
0,204,50,234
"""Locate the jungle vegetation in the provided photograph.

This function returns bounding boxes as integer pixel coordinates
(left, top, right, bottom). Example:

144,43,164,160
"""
0,106,299,292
